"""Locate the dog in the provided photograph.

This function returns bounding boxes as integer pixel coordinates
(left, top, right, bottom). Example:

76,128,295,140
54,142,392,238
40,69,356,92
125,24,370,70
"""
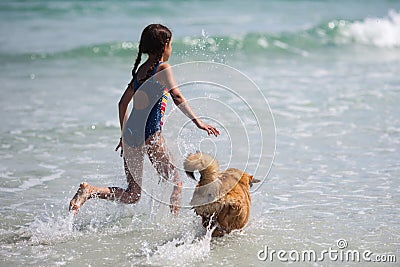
184,152,260,237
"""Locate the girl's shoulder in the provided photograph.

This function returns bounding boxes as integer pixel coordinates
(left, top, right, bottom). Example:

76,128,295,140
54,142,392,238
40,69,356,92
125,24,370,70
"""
157,62,172,71
155,62,173,78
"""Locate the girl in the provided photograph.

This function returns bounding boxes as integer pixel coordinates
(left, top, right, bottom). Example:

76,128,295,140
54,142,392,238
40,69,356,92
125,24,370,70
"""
69,24,219,215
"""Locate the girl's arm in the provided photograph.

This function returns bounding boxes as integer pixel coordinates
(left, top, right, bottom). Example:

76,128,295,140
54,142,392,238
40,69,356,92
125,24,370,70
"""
115,82,135,156
157,64,220,137
118,82,135,132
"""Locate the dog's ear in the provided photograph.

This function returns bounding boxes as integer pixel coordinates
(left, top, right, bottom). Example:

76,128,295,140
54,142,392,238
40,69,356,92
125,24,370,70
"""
186,171,197,181
250,177,261,187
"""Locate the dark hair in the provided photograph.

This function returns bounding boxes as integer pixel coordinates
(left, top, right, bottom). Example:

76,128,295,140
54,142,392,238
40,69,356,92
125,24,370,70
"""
132,24,172,83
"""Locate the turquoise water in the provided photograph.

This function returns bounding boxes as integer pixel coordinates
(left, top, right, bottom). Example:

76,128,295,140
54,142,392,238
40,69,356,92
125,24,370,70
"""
1,0,400,266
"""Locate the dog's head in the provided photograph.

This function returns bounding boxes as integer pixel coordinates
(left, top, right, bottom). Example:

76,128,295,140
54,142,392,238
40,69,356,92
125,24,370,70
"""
241,174,260,188
250,177,261,187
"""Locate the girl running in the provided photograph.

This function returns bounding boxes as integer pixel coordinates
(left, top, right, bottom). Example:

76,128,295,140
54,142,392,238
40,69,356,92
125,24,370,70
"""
69,24,219,215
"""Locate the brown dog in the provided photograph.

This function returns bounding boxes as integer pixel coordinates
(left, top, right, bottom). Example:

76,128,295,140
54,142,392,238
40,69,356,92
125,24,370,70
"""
184,152,259,237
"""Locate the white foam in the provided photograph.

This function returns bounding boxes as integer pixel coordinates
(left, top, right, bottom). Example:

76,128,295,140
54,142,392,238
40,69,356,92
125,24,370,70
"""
0,169,65,192
20,170,65,190
338,10,400,48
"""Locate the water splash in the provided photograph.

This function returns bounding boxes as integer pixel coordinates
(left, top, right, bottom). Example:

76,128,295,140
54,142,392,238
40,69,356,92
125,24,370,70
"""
144,222,215,266
22,211,78,245
141,213,217,266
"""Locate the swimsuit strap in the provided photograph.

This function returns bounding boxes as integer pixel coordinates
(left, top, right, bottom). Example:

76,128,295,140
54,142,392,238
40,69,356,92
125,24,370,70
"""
133,78,140,91
151,61,163,75
132,61,164,91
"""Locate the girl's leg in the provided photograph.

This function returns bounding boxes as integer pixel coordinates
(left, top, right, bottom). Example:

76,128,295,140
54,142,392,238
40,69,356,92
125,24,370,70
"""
69,143,144,213
145,132,181,215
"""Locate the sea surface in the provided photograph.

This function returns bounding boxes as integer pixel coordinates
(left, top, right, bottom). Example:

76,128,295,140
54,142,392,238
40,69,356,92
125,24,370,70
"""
1,0,400,266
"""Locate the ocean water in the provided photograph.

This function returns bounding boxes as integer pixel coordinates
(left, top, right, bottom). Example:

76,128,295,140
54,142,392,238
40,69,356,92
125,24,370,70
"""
1,0,400,266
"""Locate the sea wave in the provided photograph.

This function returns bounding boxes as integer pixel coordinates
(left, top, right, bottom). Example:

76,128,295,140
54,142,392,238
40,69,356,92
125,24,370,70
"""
335,9,400,48
3,10,399,62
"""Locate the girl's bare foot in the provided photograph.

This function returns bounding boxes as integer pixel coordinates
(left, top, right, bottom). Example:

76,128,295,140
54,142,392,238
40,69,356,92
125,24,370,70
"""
170,181,182,215
69,182,94,214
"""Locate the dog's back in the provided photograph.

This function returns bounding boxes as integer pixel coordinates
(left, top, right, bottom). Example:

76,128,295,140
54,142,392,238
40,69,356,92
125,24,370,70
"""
218,169,253,233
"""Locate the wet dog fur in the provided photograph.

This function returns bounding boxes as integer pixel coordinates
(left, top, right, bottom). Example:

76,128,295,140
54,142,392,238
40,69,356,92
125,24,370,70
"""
184,152,259,237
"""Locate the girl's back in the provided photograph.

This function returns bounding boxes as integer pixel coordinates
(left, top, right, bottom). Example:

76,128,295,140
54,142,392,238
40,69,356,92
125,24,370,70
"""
124,61,168,147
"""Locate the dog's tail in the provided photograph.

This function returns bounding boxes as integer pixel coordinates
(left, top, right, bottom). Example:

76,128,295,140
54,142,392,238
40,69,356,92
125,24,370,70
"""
184,152,219,184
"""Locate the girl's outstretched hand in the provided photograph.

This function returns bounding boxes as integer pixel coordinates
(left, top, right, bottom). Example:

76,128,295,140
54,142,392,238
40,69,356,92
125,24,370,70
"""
115,138,123,157
195,120,220,137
